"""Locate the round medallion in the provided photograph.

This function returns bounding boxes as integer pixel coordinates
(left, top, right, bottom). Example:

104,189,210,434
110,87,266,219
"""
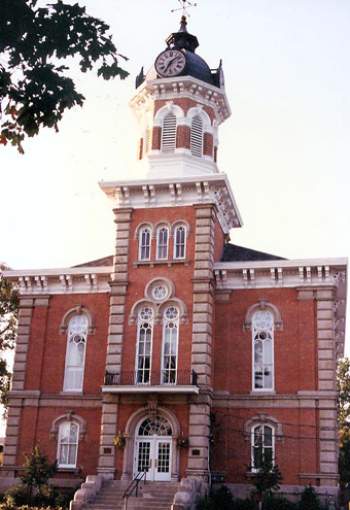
152,285,168,301
155,49,186,78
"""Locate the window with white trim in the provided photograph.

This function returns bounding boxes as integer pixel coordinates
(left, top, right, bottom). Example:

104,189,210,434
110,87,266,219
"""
190,115,203,157
173,224,186,260
63,314,88,392
139,226,151,261
162,306,179,384
156,226,169,260
135,307,153,384
161,112,177,152
252,310,274,390
251,424,274,470
57,420,79,468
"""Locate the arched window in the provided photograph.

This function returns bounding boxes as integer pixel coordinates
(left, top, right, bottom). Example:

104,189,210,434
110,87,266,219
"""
138,416,172,437
251,424,274,470
139,226,151,261
63,314,88,392
57,420,79,468
161,112,177,153
162,306,179,384
174,224,186,260
135,307,153,384
252,311,274,391
156,226,169,260
190,115,203,157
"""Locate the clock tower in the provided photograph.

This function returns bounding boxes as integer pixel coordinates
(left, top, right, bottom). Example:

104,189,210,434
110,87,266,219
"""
99,16,242,482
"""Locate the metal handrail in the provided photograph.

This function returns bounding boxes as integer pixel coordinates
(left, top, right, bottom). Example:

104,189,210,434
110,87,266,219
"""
123,471,147,510
104,369,199,386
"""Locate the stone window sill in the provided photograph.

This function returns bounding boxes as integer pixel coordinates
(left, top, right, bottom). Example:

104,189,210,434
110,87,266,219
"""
134,260,190,268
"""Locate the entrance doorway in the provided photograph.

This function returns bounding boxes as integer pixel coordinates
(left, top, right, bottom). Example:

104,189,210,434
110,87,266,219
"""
134,415,173,481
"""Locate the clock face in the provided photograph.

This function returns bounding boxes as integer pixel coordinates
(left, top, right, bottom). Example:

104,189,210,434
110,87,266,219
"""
155,49,186,78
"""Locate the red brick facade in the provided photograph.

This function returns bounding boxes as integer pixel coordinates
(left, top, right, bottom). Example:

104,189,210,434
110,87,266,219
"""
1,26,346,502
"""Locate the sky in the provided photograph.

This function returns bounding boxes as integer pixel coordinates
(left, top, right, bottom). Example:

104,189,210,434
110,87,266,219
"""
1,0,349,348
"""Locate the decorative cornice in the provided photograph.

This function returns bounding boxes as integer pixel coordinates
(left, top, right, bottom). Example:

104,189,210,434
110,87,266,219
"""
130,76,231,125
3,266,112,296
99,173,242,233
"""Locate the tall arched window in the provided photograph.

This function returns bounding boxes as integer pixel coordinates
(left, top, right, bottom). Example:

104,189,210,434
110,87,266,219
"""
162,306,179,384
252,311,274,391
135,307,153,384
251,424,274,470
63,314,88,392
190,115,203,157
174,224,186,260
139,226,151,261
57,420,79,468
156,226,169,260
161,112,177,153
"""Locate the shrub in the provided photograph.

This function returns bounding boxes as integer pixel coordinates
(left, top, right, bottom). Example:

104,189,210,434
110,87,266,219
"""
211,486,235,510
299,486,321,510
263,493,298,510
232,497,256,510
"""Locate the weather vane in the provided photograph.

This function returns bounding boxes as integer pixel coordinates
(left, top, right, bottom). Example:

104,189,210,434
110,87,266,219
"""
171,0,198,17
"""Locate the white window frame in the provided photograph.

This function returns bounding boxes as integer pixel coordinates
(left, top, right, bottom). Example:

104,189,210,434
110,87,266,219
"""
190,114,203,157
135,307,154,384
251,424,275,472
161,306,179,384
251,310,274,392
161,112,177,153
63,314,88,393
57,421,79,469
173,224,186,260
139,226,152,261
156,226,169,260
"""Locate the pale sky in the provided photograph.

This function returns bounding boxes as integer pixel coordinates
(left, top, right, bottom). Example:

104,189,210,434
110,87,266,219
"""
1,0,349,350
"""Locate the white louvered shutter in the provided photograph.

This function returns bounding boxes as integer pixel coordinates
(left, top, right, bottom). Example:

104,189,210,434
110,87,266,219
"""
190,115,203,157
161,113,177,152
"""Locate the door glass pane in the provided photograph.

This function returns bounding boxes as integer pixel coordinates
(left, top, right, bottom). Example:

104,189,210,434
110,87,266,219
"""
157,442,170,473
137,442,151,473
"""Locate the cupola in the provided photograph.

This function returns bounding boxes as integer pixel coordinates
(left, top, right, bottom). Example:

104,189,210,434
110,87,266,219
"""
130,16,231,180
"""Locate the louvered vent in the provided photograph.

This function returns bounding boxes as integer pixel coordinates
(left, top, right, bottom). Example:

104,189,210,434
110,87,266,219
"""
190,115,203,157
161,113,177,152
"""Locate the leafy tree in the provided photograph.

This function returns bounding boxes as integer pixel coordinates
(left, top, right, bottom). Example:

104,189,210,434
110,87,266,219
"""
0,266,18,408
249,459,283,510
20,445,57,503
337,358,350,487
0,0,129,152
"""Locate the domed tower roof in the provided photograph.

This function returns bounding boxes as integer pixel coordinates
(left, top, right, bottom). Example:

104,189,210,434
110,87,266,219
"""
136,16,222,88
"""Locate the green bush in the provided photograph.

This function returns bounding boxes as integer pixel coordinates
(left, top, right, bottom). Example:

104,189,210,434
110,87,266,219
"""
299,486,321,510
263,493,298,510
232,497,256,510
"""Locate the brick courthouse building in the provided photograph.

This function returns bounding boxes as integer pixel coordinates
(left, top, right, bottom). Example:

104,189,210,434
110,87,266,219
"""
1,16,348,501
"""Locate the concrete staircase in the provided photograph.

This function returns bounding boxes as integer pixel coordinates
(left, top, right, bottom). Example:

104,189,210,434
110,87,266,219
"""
84,480,178,510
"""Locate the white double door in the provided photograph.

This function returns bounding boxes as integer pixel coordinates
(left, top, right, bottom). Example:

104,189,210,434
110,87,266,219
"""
134,437,172,481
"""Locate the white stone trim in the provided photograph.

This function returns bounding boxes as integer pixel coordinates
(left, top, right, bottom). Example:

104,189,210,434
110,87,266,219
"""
153,103,185,127
130,76,231,125
100,173,242,233
101,385,199,394
4,267,112,296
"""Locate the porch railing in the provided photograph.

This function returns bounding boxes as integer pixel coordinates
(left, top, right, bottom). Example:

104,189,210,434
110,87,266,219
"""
104,369,198,386
123,470,147,510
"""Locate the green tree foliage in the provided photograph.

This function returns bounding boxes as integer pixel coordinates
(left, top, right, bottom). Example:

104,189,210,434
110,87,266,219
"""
337,357,350,486
20,445,57,504
298,485,321,510
0,0,129,152
250,459,283,509
0,266,18,408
